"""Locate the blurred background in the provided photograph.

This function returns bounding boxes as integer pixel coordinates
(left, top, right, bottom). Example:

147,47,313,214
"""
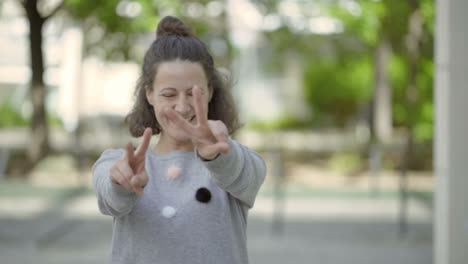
0,0,442,263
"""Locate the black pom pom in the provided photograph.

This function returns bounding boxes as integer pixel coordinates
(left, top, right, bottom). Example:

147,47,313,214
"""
195,187,212,203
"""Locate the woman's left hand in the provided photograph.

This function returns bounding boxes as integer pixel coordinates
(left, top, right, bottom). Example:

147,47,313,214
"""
165,85,230,160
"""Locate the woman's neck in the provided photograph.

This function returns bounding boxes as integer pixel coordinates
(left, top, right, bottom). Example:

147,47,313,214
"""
152,133,194,154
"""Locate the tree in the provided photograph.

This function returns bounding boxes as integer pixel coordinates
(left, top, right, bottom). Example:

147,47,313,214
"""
12,0,231,177
252,0,433,162
64,0,232,63
14,0,65,176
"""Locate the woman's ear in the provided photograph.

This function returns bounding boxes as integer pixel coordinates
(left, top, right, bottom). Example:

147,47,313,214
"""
146,86,154,105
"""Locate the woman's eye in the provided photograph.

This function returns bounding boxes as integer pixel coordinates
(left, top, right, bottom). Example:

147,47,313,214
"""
162,94,175,98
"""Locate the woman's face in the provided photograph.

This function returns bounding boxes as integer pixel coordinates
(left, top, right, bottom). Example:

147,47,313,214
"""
146,60,211,142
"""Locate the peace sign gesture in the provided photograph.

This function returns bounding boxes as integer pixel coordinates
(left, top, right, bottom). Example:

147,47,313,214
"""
110,128,152,195
165,86,230,160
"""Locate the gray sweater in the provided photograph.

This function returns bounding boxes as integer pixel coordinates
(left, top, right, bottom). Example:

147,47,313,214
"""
92,139,266,264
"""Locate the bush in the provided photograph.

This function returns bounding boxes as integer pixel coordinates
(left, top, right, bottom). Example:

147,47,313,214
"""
0,102,63,128
328,152,364,174
303,56,373,128
0,102,29,128
248,116,313,131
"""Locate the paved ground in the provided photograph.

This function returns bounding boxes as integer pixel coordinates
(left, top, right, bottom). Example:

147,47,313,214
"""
0,181,432,264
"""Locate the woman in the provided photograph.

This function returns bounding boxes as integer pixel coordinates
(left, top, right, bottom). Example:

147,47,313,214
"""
92,16,266,264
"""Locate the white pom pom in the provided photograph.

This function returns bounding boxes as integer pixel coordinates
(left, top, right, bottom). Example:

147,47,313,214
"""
162,206,177,218
166,166,181,181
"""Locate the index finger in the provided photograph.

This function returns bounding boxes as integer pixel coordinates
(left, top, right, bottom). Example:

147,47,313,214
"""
124,141,135,163
193,85,208,127
165,107,194,136
135,127,152,156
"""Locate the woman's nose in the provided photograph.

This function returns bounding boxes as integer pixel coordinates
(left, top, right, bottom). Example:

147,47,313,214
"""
173,95,191,115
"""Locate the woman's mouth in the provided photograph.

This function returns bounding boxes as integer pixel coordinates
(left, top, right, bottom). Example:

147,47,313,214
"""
189,116,196,124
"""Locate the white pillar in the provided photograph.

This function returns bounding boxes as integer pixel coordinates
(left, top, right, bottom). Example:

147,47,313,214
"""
435,0,468,263
58,26,83,132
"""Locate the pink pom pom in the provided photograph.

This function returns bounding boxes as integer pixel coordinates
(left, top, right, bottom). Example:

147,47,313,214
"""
166,166,181,181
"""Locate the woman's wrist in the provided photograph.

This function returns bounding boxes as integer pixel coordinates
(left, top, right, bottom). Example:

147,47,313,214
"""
198,151,220,161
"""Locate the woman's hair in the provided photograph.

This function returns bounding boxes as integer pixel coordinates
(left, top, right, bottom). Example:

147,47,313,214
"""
125,16,241,137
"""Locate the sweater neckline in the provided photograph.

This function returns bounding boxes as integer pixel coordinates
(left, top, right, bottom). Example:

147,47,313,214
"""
147,149,197,161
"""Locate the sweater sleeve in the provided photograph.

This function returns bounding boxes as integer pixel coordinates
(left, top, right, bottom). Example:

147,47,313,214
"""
201,139,266,208
92,149,141,217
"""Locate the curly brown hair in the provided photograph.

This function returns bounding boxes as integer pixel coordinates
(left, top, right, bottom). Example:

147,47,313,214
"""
125,16,241,137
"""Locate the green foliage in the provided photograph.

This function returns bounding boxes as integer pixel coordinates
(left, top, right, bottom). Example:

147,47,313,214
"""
420,0,435,34
390,54,409,125
65,0,160,61
47,112,64,128
391,54,434,143
413,58,434,142
328,152,363,174
0,102,63,128
248,115,313,132
0,102,28,128
256,0,434,147
303,56,373,127
64,0,230,62
66,0,159,33
331,0,386,47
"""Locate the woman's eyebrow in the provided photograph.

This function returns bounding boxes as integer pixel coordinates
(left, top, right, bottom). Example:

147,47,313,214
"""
158,87,177,93
189,86,208,92
159,86,204,94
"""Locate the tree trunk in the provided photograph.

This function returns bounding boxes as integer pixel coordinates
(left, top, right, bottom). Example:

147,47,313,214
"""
17,0,50,177
373,36,393,144
403,2,424,170
367,27,393,195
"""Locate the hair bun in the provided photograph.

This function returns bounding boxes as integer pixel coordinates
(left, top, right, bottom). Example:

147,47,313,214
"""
156,16,192,37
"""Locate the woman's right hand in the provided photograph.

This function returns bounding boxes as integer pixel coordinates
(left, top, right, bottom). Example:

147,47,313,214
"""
110,128,152,195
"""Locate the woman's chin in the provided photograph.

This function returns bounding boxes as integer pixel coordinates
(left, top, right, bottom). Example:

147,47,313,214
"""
166,129,191,143
159,122,193,143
